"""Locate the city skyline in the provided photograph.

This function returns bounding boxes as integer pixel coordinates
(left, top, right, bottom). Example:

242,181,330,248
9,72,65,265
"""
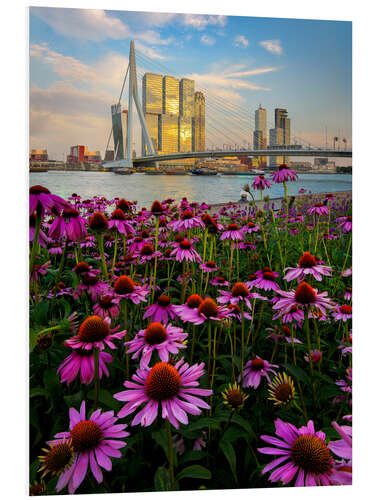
29,7,352,160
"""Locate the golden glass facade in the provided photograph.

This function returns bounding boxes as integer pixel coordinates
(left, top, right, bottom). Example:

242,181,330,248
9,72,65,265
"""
142,73,163,115
193,91,205,152
179,78,195,118
142,113,159,155
159,114,178,154
163,76,179,115
178,116,192,152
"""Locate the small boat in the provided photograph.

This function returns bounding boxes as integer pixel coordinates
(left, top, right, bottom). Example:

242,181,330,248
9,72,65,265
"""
145,170,164,175
190,168,218,176
247,169,265,176
164,168,187,175
114,168,134,175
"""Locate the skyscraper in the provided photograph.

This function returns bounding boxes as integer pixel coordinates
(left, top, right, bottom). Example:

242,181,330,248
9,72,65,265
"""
159,114,179,154
193,91,205,152
253,105,267,166
179,79,195,118
142,73,163,114
269,108,291,167
141,73,204,157
111,104,128,160
163,76,179,115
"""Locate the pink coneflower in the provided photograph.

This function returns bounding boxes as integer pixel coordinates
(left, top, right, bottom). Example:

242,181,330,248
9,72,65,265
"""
341,267,352,277
266,325,302,344
226,303,252,321
272,304,305,325
30,213,50,247
273,281,335,316
199,261,219,273
210,276,230,287
242,221,260,234
88,211,108,232
252,175,272,190
31,259,51,281
170,240,202,263
327,422,352,485
174,294,203,322
304,349,322,364
344,287,352,301
93,294,120,319
270,164,298,183
48,243,63,255
57,349,113,385
307,203,329,216
143,295,178,323
73,271,106,302
284,251,333,282
182,297,230,325
258,418,349,486
64,315,126,351
332,305,352,322
220,223,244,241
113,275,149,304
336,367,352,400
30,185,69,216
336,215,352,233
241,356,278,389
217,282,265,310
80,236,96,248
52,401,128,494
114,360,212,428
108,208,135,236
169,210,205,231
125,322,187,369
137,243,162,264
252,267,280,291
49,207,87,242
193,433,207,451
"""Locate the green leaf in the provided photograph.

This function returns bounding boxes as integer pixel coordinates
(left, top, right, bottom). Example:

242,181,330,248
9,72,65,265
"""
29,329,39,352
30,387,48,398
219,440,237,482
87,388,120,411
231,414,256,440
152,429,177,465
154,466,173,491
176,465,211,481
281,363,310,385
222,426,248,443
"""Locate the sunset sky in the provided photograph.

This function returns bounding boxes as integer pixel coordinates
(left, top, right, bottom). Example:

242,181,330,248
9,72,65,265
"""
29,7,352,159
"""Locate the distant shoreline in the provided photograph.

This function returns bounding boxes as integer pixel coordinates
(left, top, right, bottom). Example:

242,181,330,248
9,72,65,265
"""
208,189,352,212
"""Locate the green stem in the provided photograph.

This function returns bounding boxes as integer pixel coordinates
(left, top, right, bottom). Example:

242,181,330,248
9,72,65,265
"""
151,216,160,303
93,347,100,410
111,231,118,275
97,233,108,279
240,302,245,385
30,210,42,277
165,419,175,490
341,233,352,272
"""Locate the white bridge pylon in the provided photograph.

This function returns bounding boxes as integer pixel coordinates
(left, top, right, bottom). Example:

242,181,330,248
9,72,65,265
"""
110,41,157,170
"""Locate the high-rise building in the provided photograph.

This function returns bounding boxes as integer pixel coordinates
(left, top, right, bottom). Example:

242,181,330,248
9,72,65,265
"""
179,78,195,118
193,91,205,152
269,108,291,167
142,73,163,115
163,76,179,115
159,114,179,154
178,116,192,152
143,113,159,155
111,104,128,160
253,105,267,166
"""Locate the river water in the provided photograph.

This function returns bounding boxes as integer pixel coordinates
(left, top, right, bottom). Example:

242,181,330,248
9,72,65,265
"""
30,171,352,206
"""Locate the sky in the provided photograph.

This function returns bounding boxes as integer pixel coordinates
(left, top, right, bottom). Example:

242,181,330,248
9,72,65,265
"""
29,7,352,160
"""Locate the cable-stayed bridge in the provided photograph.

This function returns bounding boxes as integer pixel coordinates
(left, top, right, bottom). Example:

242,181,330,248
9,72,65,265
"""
104,41,352,170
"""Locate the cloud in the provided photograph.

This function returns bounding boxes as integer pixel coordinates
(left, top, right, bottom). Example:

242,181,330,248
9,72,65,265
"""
259,39,283,55
186,71,272,92
233,35,249,48
200,35,216,46
183,14,227,30
31,7,130,41
31,7,173,47
225,67,279,77
133,41,168,60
